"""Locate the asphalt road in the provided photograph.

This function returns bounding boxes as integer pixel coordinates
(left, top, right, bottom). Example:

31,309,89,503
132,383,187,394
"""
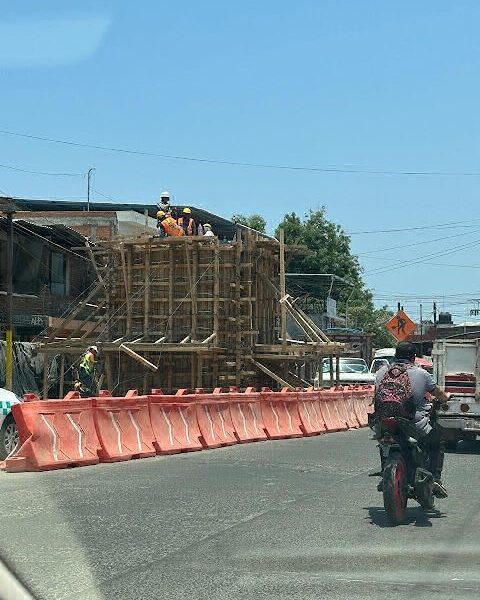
1,428,480,600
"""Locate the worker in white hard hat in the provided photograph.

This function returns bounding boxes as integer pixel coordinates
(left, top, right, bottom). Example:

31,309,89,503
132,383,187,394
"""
157,191,171,215
74,345,99,397
203,223,215,237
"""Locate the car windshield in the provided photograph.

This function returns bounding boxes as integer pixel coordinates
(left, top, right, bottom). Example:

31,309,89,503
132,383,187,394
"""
323,359,369,374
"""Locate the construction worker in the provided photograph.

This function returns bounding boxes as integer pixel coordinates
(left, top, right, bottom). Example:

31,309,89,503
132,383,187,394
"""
177,207,196,236
203,223,215,237
74,345,98,398
158,211,184,237
157,191,171,215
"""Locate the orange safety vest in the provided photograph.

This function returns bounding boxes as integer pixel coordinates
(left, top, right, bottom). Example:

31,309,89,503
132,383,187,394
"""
161,216,184,236
177,216,194,236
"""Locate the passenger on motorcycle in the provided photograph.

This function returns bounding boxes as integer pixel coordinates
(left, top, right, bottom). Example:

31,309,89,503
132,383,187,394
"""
374,341,449,498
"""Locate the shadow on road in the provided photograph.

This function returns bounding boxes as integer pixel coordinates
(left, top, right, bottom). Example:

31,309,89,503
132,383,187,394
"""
365,506,446,528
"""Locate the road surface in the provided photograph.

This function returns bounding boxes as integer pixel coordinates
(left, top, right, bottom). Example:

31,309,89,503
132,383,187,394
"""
1,428,480,600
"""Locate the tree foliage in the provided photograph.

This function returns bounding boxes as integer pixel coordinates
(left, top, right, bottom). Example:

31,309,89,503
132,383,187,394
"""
276,209,394,347
232,213,266,233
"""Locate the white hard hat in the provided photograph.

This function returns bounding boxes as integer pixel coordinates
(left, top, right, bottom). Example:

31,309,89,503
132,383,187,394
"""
160,190,170,199
88,345,98,353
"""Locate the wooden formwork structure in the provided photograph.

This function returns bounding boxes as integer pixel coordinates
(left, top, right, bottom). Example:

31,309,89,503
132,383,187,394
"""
40,230,345,396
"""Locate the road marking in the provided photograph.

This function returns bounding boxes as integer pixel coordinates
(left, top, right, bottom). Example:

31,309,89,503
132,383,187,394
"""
40,414,58,461
66,413,83,458
108,411,122,454
128,410,142,451
161,407,174,446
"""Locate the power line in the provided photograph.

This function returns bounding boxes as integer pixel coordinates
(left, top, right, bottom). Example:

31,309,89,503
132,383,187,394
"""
0,162,84,177
2,127,480,177
348,218,480,235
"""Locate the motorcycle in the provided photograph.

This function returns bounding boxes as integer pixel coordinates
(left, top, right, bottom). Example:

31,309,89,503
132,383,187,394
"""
370,413,437,525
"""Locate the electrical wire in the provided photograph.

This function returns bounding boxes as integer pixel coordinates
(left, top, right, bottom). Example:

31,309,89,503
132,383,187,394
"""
0,162,84,177
348,218,480,235
3,127,480,177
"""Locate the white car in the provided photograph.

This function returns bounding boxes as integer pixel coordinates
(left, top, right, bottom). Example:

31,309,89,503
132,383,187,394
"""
0,388,21,460
315,357,376,388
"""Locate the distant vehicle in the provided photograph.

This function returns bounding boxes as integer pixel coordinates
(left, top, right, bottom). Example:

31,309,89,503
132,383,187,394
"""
433,340,480,448
0,388,21,460
315,357,376,388
369,348,433,374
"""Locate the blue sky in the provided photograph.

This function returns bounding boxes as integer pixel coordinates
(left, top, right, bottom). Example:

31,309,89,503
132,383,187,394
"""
1,1,480,322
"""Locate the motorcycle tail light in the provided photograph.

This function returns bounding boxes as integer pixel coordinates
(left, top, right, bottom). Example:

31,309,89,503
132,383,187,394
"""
381,417,397,431
460,403,470,413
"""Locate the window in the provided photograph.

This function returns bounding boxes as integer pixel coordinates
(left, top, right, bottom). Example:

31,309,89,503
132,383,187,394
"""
49,251,68,295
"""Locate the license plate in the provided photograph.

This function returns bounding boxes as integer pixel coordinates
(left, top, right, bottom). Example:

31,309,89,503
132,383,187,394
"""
464,419,480,431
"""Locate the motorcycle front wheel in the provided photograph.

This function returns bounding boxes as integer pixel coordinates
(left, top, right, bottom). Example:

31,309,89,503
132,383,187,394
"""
383,455,408,525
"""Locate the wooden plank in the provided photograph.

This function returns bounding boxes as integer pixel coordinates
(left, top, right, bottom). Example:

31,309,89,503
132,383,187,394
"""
168,245,174,341
42,354,49,400
120,344,158,372
250,358,294,390
279,228,287,349
59,355,65,399
143,242,151,335
85,241,104,285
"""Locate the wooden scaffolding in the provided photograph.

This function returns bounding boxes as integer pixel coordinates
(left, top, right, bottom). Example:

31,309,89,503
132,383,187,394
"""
40,229,345,396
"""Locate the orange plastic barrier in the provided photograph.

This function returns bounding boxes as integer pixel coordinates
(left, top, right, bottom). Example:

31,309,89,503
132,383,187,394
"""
297,389,326,435
341,386,362,428
318,389,347,432
260,388,303,439
148,392,203,453
196,390,237,448
332,387,358,429
3,399,100,472
228,387,267,442
92,393,156,462
345,386,369,426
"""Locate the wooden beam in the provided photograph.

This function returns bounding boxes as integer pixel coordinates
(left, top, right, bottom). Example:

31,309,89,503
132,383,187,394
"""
250,358,294,390
154,336,166,344
143,242,151,335
180,335,191,344
85,241,104,285
120,344,158,372
59,355,65,399
279,228,287,350
201,332,216,344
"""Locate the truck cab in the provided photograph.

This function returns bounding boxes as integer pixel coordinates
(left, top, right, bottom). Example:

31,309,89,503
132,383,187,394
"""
433,340,480,448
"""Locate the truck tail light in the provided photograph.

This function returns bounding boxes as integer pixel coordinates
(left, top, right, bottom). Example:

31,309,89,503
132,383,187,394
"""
460,403,470,413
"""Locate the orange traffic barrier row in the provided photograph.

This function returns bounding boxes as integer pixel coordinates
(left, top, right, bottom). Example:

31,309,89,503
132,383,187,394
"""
1,385,375,472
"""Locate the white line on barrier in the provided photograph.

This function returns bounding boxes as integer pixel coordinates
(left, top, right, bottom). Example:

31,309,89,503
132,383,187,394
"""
270,402,280,433
249,403,259,434
311,402,321,429
179,408,191,444
238,403,248,437
66,413,84,458
40,414,58,461
161,407,174,446
108,411,122,454
301,402,312,431
204,405,215,440
218,406,227,439
128,410,142,451
284,402,293,432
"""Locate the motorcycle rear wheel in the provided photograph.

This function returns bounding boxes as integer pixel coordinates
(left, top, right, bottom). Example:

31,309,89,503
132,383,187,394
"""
383,455,408,525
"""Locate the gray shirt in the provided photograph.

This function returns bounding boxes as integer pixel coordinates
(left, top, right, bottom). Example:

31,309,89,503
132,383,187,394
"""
375,359,436,434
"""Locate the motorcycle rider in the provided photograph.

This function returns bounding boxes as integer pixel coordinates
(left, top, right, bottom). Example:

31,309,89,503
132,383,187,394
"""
374,341,449,498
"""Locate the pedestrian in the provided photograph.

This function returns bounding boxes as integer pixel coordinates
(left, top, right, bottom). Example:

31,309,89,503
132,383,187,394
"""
74,345,98,398
177,207,196,236
203,223,215,237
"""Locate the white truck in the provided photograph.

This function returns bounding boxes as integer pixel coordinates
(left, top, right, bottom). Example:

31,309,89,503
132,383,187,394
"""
433,339,480,449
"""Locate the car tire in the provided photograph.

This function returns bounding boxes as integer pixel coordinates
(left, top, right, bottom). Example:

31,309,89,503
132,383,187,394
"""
0,414,19,460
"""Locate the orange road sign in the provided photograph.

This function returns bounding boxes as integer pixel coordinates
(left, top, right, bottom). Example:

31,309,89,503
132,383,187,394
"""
386,310,416,341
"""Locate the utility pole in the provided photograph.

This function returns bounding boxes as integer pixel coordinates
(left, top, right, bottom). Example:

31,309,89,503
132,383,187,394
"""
1,197,15,390
87,167,95,212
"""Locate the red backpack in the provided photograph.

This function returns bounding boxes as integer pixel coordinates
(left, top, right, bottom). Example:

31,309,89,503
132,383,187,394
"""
375,363,415,418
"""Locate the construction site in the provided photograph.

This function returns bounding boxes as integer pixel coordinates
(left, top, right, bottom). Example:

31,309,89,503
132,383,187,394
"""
36,225,345,397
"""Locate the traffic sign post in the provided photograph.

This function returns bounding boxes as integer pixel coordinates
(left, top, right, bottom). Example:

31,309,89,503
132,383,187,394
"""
386,310,416,342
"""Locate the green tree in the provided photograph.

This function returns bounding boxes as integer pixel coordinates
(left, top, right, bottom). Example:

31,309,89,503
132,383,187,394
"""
232,213,267,233
276,209,394,347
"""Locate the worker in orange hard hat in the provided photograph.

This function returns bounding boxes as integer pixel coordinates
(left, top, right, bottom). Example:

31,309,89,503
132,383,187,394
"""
177,207,196,236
